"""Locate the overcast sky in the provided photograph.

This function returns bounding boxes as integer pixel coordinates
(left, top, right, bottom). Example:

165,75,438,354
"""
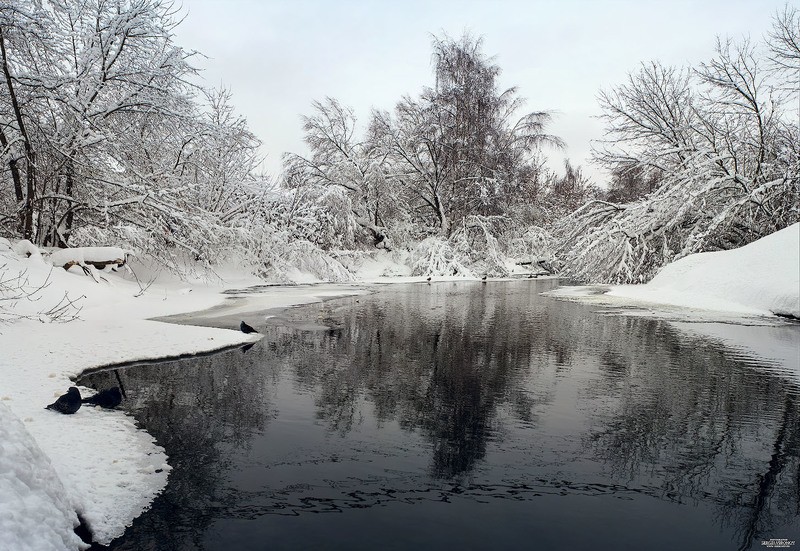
173,0,790,184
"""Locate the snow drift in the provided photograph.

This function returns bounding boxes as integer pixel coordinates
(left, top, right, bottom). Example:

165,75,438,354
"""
0,402,87,551
608,223,800,318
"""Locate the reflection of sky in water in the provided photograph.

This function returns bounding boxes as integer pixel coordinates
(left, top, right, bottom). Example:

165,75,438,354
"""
670,321,800,381
82,281,800,551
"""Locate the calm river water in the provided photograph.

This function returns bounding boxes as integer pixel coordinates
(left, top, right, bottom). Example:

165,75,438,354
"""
81,280,800,551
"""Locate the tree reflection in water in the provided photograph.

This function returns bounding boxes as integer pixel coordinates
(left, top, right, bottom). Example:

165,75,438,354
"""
289,282,555,479
82,351,276,550
81,280,799,551
580,316,800,551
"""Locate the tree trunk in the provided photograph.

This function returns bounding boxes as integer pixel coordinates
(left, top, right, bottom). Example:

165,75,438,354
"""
0,28,36,241
435,192,450,236
0,126,24,233
62,159,75,246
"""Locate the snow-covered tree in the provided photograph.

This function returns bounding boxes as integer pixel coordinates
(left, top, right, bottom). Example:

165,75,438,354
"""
0,1,201,246
605,164,662,204
278,33,565,276
541,160,600,218
282,98,393,249
0,1,280,277
370,33,561,237
555,14,799,284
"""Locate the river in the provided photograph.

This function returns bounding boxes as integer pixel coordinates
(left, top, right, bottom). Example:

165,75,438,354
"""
81,279,800,550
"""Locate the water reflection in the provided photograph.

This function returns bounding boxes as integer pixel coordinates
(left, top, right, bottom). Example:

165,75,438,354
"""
285,282,556,478
82,280,800,551
83,352,277,550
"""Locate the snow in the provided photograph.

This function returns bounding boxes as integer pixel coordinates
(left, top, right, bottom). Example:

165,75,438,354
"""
1,225,797,549
338,249,413,280
0,248,361,548
607,223,800,318
547,224,800,320
12,239,42,259
0,402,87,551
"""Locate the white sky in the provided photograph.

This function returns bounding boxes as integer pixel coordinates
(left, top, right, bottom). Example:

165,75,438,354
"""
173,0,791,185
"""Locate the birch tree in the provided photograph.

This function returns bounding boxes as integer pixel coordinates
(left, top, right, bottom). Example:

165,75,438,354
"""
371,33,561,236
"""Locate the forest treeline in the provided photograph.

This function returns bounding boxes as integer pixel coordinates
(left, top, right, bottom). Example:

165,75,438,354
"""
0,1,797,283
0,0,268,276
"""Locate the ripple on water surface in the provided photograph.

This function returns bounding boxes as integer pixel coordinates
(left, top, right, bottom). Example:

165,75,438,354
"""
81,280,800,551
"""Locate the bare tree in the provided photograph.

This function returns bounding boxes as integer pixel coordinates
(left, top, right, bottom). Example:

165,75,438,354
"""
371,33,561,236
370,97,452,235
543,160,600,217
697,37,779,188
559,16,798,284
283,97,393,249
605,164,662,204
594,62,697,176
768,5,800,96
767,5,800,181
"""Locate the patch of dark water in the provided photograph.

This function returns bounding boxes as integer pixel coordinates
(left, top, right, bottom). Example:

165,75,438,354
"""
81,280,800,551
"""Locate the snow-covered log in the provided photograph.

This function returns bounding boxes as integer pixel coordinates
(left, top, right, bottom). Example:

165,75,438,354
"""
12,240,42,259
48,247,133,272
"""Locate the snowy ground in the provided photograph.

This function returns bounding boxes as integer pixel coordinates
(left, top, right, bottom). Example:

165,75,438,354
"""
0,246,379,550
1,225,798,550
544,223,800,378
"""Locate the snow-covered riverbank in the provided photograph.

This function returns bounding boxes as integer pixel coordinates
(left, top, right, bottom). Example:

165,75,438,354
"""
546,223,800,320
0,247,374,550
608,223,800,318
2,224,798,550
